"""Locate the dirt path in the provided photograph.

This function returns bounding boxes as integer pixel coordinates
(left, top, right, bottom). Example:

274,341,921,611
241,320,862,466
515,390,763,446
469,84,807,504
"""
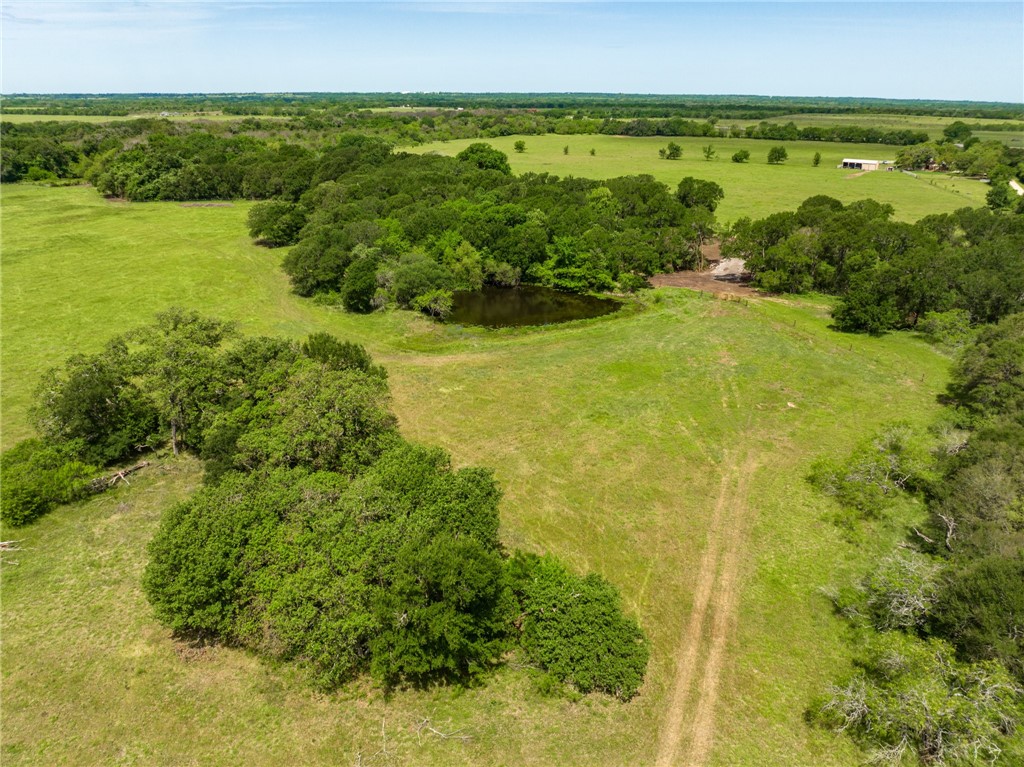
655,339,758,766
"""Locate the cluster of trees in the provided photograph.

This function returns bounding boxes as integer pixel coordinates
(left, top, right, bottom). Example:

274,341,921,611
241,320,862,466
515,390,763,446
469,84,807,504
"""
739,120,929,145
811,315,1024,765
725,198,1024,333
254,144,722,312
2,311,650,698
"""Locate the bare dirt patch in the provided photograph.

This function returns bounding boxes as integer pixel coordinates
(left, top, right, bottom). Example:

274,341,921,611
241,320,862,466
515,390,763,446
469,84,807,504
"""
650,250,757,299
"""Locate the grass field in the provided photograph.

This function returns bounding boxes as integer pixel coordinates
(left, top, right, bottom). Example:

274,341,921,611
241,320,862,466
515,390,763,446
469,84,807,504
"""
410,134,988,223
1,185,951,766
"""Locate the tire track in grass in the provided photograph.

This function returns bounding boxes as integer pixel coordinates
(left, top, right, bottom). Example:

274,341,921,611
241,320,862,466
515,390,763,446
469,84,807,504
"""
656,326,757,767
681,454,758,767
654,452,738,767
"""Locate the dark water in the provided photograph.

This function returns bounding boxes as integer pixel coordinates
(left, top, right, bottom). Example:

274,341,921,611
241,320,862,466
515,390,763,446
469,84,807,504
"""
447,285,622,328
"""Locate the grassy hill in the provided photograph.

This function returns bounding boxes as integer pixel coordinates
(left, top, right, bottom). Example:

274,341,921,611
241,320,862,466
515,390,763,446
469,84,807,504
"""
1,185,949,765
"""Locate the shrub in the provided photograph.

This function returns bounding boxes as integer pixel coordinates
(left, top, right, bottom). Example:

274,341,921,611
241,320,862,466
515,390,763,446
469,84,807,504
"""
814,633,1021,766
507,553,649,699
731,149,750,163
0,440,97,527
931,554,1024,681
809,423,930,515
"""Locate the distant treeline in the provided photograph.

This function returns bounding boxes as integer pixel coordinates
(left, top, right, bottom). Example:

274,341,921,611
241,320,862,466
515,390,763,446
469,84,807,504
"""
0,108,988,185
3,92,1023,120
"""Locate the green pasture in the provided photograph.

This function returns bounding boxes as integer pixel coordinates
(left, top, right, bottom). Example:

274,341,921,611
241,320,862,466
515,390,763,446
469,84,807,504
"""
410,134,987,223
1,185,950,766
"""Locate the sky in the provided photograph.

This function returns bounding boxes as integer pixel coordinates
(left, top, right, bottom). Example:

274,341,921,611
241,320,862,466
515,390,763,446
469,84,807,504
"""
2,1,1022,102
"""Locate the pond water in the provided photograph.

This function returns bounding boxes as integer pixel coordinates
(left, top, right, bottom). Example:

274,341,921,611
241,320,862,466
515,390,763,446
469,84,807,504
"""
446,285,622,328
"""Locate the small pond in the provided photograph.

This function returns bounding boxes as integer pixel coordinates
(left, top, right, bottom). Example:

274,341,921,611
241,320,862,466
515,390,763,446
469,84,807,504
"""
446,285,622,328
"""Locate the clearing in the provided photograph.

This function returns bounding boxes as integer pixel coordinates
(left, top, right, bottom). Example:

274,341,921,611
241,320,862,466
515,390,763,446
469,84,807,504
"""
1,185,949,765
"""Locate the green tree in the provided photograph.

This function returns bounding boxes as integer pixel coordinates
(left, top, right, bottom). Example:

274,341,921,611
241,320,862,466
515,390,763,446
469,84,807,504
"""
731,149,750,163
589,148,596,156
369,534,510,685
676,177,724,212
0,440,97,527
664,142,682,160
513,140,526,153
339,246,381,313
127,308,237,455
702,144,716,161
563,145,569,155
455,143,512,174
246,201,307,247
812,151,822,167
947,313,1024,420
767,146,788,164
943,120,974,144
32,338,158,465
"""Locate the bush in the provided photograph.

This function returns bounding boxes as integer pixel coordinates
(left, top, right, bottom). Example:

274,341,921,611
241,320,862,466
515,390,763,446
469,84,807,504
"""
814,633,1021,766
0,440,97,527
731,149,750,163
809,423,930,515
507,553,649,699
931,554,1024,681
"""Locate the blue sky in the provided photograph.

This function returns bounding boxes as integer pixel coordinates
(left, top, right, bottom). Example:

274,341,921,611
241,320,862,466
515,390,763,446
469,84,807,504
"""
2,2,1021,101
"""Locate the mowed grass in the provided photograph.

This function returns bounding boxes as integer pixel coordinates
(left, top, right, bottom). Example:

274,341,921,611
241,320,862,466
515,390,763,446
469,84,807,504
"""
410,134,988,223
1,186,951,766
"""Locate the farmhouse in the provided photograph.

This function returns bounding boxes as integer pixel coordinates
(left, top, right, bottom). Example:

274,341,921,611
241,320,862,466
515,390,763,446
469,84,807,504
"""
840,158,885,171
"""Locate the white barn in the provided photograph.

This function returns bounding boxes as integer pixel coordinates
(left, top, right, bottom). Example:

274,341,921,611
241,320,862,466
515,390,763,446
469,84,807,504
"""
841,158,883,171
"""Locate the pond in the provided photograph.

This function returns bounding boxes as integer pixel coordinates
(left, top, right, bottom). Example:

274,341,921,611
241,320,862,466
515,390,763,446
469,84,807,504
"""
446,285,622,328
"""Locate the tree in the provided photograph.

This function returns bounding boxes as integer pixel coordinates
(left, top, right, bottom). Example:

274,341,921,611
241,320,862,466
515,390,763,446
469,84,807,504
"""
127,308,237,455
676,177,724,212
513,140,526,153
812,151,822,167
767,146,789,164
943,120,974,144
339,246,380,313
246,201,307,247
455,143,511,174
32,338,158,465
947,313,1024,420
702,144,716,161
563,145,569,155
664,142,682,160
369,534,510,685
589,148,596,156
0,440,97,527
731,149,750,163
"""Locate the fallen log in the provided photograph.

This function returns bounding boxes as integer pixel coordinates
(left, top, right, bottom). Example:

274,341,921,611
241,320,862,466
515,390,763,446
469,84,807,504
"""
90,461,150,492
